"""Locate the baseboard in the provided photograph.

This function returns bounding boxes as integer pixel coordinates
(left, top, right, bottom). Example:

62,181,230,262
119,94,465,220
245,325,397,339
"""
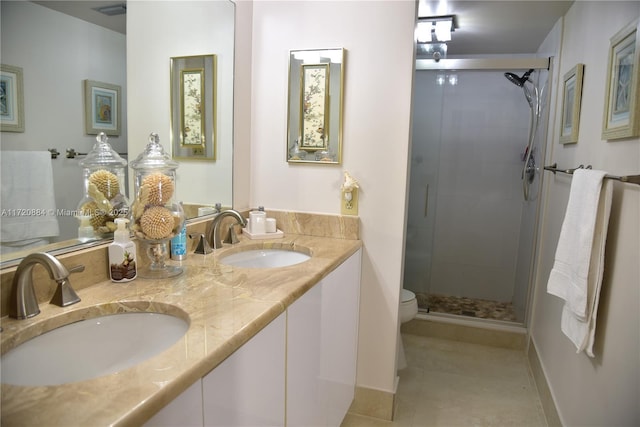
347,385,395,421
527,338,562,427
401,315,527,349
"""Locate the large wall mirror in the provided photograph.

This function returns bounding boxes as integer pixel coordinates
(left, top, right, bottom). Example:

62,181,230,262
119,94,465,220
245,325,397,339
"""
0,1,235,268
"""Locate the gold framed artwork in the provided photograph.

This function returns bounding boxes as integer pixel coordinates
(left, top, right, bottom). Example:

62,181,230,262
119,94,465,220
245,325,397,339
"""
0,64,25,133
170,54,217,161
560,64,584,144
287,48,345,164
181,68,205,146
602,18,640,140
84,80,121,136
300,63,330,150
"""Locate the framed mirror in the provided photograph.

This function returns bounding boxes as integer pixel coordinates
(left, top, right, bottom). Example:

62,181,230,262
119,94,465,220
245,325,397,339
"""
287,48,345,164
170,54,217,161
0,0,127,266
0,0,235,268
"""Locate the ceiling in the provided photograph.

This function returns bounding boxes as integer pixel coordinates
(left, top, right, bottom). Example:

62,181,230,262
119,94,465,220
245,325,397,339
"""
33,1,126,34
33,1,573,54
418,1,574,55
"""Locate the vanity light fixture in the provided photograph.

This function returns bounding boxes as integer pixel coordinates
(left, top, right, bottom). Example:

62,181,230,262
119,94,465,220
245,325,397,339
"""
416,15,457,62
416,15,457,43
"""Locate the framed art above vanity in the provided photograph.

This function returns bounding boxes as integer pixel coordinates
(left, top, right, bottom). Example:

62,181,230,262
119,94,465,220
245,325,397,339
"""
287,48,345,164
170,54,217,161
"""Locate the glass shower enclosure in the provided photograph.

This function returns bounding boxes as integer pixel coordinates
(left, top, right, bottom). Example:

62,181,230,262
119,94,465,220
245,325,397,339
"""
404,61,550,324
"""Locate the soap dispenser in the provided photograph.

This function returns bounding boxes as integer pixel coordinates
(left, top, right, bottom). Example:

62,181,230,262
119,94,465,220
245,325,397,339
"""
108,218,137,282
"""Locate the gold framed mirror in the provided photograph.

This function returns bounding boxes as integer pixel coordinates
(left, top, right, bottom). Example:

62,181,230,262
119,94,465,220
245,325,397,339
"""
170,54,217,161
287,48,345,164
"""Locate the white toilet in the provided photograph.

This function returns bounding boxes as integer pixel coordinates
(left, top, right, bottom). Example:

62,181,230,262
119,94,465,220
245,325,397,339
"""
397,289,418,370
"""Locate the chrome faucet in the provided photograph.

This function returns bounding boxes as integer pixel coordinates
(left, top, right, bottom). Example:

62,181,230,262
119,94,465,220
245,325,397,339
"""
9,252,84,319
206,209,247,249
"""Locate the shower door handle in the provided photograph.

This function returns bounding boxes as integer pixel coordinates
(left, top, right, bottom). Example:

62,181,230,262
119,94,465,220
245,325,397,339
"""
424,184,429,217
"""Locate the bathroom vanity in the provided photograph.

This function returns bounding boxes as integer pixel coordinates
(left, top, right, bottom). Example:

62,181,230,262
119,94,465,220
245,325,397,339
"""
0,234,362,426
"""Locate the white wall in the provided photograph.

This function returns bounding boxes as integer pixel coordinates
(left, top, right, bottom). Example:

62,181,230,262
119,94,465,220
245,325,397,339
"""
249,0,416,394
127,0,234,208
233,0,253,211
1,1,126,242
531,2,640,425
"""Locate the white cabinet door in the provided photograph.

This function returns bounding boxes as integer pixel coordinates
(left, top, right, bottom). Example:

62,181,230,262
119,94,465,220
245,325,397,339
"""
287,249,362,427
287,282,324,426
144,380,203,427
202,313,286,427
321,249,361,426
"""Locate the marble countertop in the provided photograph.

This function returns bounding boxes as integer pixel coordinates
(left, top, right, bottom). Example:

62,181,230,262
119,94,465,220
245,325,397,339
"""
1,233,361,426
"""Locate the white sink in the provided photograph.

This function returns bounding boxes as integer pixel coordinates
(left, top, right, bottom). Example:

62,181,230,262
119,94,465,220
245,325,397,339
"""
1,312,189,386
220,249,310,268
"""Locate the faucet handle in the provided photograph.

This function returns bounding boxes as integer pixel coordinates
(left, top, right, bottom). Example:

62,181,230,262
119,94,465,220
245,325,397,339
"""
68,265,85,274
223,224,240,245
50,264,83,307
190,233,213,255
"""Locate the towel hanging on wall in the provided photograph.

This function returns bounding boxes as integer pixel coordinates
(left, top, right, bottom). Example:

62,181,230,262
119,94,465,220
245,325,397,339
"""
0,151,59,243
546,168,613,357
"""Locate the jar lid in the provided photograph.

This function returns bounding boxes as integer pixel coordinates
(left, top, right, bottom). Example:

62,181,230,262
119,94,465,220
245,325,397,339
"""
130,132,179,170
79,132,127,168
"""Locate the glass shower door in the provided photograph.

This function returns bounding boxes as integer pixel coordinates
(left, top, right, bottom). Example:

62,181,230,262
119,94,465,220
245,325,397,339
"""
403,70,445,310
404,68,540,323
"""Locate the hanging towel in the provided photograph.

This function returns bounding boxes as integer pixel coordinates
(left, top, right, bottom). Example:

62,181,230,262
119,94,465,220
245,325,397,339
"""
546,169,613,357
0,151,59,242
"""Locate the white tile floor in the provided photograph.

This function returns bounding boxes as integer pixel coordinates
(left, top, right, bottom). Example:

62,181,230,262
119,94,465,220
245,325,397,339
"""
342,333,547,427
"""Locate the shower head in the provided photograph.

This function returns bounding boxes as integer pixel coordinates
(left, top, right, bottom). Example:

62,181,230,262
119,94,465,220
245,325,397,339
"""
504,69,535,87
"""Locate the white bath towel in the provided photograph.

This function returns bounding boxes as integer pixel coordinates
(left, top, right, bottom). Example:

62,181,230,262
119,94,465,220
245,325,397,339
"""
0,151,59,242
547,169,613,357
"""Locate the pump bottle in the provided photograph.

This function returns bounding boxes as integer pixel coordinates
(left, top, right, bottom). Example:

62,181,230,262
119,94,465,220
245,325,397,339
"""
109,218,137,282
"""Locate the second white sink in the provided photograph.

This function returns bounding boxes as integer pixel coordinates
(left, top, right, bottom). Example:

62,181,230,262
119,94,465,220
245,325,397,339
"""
220,249,310,268
1,312,189,386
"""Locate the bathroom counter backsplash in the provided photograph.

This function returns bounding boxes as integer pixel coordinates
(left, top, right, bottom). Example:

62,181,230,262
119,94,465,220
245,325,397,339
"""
1,227,362,426
0,210,359,317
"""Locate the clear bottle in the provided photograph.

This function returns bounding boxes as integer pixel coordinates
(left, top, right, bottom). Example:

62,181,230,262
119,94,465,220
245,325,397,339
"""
170,202,187,260
77,214,96,242
108,218,137,282
77,132,129,238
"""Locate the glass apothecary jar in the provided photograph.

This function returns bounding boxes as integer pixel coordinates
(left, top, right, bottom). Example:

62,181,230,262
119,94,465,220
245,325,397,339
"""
130,132,185,278
77,132,129,240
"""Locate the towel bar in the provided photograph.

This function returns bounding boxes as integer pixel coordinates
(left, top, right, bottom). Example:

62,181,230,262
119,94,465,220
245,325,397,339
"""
48,148,60,159
46,148,127,159
65,148,127,159
544,163,640,186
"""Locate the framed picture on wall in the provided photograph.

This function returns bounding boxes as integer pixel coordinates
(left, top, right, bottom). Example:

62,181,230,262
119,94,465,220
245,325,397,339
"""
84,79,121,136
602,18,640,140
0,64,25,132
170,54,217,161
286,48,345,164
560,64,584,144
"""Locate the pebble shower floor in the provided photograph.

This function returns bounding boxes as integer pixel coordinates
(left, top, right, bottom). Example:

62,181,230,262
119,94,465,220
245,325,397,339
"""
415,293,517,322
